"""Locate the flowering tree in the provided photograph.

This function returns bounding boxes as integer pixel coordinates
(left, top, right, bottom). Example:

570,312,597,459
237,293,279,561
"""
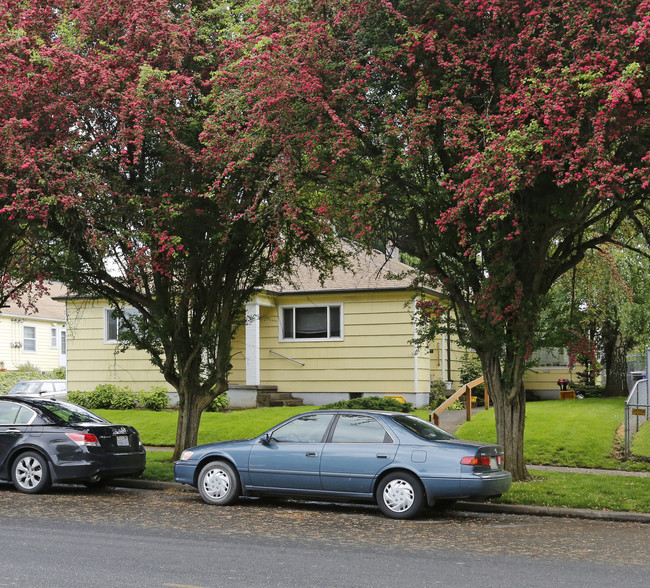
540,243,650,395
0,0,340,458
223,0,649,479
0,218,40,311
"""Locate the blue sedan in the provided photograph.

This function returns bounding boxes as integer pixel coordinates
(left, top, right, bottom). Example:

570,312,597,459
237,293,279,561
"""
174,409,511,519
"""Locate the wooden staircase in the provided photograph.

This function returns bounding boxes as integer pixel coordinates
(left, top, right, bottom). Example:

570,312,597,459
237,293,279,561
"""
256,386,304,408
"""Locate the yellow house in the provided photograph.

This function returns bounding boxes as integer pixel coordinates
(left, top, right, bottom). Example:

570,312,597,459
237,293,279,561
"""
0,282,67,373
63,246,468,408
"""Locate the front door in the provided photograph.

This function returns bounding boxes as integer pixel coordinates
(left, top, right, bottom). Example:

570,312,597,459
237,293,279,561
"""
247,413,334,491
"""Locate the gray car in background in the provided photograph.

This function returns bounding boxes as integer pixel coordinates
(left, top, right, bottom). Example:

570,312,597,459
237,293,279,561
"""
7,380,68,401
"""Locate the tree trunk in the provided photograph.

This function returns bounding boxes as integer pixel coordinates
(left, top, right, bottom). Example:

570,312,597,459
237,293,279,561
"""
172,381,227,461
602,322,629,397
481,353,531,482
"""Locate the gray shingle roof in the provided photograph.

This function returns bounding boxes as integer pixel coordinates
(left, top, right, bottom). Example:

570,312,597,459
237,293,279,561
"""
267,243,439,296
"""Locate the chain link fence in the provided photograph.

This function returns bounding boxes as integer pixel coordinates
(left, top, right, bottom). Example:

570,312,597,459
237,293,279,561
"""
625,349,650,457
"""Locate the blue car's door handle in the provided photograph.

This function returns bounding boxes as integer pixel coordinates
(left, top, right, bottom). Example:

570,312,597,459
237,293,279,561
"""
306,452,319,457
376,454,388,459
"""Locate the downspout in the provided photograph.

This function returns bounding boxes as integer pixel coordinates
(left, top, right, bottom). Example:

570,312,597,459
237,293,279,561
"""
245,302,260,386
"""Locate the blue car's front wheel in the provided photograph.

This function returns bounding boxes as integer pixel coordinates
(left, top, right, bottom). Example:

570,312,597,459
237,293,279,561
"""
197,461,241,506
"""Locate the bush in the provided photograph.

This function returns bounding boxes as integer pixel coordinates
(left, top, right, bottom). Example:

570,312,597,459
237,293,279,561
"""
47,367,67,380
460,352,485,405
68,384,136,409
205,393,230,412
111,387,138,410
319,396,413,413
139,387,171,411
66,390,89,406
572,384,606,398
429,380,448,409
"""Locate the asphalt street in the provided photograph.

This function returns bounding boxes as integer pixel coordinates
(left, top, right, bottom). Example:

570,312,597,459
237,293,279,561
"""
1,483,649,588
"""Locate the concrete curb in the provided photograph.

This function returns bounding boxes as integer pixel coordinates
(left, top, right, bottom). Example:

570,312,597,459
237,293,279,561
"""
455,500,650,523
111,478,650,523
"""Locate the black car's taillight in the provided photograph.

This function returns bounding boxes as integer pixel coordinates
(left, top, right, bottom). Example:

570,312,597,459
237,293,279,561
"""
66,432,100,447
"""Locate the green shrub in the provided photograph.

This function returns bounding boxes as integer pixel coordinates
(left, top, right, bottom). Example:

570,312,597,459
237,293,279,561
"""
429,380,448,409
68,384,137,410
66,390,90,407
319,396,413,413
205,393,230,412
46,367,67,380
572,384,606,398
140,387,171,411
110,387,138,410
88,384,120,409
460,352,485,405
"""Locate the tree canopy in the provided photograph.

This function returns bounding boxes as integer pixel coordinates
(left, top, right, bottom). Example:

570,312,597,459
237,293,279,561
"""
219,0,650,479
0,0,341,457
2,0,648,475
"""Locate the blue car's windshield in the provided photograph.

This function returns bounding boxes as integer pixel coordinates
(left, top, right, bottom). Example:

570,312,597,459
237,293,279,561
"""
391,414,456,441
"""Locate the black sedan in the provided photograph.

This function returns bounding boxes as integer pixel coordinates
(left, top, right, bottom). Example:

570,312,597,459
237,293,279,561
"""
0,396,145,493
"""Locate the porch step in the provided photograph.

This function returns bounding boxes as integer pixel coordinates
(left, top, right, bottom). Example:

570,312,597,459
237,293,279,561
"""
256,388,304,408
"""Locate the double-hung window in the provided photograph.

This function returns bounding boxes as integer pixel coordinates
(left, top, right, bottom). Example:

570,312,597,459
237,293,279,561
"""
23,326,36,352
280,305,342,341
104,307,139,344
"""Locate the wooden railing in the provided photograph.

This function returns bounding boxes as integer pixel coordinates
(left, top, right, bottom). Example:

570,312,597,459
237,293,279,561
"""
430,376,489,427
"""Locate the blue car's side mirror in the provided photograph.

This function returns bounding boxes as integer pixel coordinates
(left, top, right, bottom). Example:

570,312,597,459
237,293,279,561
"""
260,433,272,444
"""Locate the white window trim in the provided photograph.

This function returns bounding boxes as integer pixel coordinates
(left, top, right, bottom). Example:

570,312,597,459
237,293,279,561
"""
23,325,37,353
104,307,138,344
279,303,344,342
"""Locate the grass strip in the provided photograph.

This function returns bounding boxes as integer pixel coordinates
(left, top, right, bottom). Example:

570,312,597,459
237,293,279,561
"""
495,470,650,513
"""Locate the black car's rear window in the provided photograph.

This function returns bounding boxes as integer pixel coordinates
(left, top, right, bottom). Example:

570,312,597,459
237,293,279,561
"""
391,414,456,441
40,401,107,424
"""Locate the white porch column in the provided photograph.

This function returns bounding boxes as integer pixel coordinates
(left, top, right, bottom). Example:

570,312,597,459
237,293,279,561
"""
245,302,260,386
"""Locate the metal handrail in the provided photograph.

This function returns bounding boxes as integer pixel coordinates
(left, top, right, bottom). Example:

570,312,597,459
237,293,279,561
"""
269,349,305,366
430,376,489,427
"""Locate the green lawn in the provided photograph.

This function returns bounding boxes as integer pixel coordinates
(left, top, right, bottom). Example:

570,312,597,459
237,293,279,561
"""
98,399,650,513
455,398,650,472
631,419,650,458
97,405,313,447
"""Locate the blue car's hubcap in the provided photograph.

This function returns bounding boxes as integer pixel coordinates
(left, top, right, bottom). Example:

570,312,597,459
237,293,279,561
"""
202,467,230,499
383,479,415,512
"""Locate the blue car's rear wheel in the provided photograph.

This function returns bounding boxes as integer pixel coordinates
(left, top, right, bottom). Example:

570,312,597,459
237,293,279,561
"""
197,461,241,506
376,472,424,519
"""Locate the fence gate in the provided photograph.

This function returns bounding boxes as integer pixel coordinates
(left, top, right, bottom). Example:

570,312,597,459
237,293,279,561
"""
625,348,650,457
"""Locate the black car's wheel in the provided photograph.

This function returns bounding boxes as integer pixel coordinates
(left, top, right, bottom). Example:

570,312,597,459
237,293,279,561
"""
12,451,52,494
197,461,241,505
376,471,424,519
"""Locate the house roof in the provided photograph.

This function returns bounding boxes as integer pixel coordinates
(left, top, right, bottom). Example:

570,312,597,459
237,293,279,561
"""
267,243,441,297
0,282,67,321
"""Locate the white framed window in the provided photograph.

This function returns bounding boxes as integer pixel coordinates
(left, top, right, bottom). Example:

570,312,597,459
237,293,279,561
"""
280,304,343,341
104,307,139,344
51,327,58,348
23,325,36,352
